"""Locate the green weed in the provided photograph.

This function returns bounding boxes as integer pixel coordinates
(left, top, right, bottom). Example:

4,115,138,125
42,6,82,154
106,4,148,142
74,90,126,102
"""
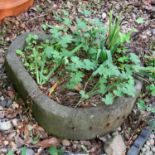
16,10,142,105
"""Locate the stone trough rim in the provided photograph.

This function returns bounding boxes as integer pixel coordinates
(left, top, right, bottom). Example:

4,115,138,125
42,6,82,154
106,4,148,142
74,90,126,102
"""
5,32,142,140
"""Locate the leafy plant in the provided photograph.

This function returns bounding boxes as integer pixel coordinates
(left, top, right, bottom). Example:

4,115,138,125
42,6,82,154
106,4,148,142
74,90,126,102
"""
48,146,63,155
136,17,144,24
16,10,142,106
7,151,14,155
105,11,132,55
7,147,28,155
137,99,155,113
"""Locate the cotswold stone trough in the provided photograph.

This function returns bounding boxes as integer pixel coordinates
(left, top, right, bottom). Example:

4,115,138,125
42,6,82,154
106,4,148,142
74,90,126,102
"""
5,32,142,140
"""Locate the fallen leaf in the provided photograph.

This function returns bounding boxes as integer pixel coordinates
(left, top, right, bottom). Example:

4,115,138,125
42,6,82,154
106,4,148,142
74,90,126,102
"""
36,137,59,148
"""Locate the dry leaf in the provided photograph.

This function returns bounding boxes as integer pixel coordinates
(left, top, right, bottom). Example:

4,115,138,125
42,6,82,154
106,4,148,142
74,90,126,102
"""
35,137,59,148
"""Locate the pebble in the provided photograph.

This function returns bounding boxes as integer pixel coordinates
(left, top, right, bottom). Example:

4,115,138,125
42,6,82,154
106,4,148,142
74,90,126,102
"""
146,141,151,146
11,118,18,127
102,12,107,19
145,145,150,151
142,147,147,152
140,132,155,155
0,148,7,153
11,101,19,109
25,148,34,155
117,127,121,131
0,120,12,131
0,99,12,108
152,29,155,35
0,106,3,110
0,96,4,101
3,140,9,146
62,139,71,146
0,57,4,64
151,146,155,152
10,141,17,151
150,134,155,139
145,150,153,155
149,139,154,145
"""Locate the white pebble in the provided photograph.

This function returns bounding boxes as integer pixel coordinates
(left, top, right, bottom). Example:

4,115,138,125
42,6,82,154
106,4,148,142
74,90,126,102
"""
150,134,155,139
3,140,9,146
145,150,153,155
102,12,107,19
146,141,151,146
142,147,147,152
11,119,18,127
144,144,150,151
151,146,155,152
0,121,12,131
149,139,154,145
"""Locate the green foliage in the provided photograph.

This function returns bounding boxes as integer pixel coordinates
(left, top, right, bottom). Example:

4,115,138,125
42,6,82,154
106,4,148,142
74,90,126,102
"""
147,84,155,96
136,17,144,24
7,147,28,155
102,93,114,105
48,146,63,155
7,151,14,155
17,10,143,105
137,99,155,113
106,11,133,55
21,147,26,155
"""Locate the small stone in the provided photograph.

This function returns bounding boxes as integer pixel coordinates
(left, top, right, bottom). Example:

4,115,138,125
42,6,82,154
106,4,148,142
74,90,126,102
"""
104,134,126,155
11,102,19,109
6,99,12,107
3,140,9,146
0,99,12,108
0,148,7,153
142,147,147,152
99,136,107,142
8,132,16,139
72,144,77,150
145,150,153,155
102,12,107,19
25,148,34,155
151,146,155,152
62,139,71,146
117,127,121,131
149,139,154,145
146,141,151,146
152,0,155,5
81,141,91,146
152,29,155,35
0,106,3,110
144,144,150,151
0,120,12,131
150,134,155,139
0,57,4,64
11,119,18,127
0,96,4,101
10,141,17,151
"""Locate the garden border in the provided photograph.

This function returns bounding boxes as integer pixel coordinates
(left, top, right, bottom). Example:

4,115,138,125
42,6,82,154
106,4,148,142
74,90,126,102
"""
5,32,142,140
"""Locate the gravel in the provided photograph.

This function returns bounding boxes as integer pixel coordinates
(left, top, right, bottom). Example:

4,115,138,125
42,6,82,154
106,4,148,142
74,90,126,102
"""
140,134,155,155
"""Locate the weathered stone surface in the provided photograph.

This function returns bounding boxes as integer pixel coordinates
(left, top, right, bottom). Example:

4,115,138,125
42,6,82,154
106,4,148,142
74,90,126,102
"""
5,32,142,140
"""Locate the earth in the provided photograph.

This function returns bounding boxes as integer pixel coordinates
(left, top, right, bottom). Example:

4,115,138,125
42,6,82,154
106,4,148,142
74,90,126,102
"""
0,0,155,154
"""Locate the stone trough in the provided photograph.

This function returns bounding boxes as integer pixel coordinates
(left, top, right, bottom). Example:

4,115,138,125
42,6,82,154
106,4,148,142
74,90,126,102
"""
5,32,142,140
